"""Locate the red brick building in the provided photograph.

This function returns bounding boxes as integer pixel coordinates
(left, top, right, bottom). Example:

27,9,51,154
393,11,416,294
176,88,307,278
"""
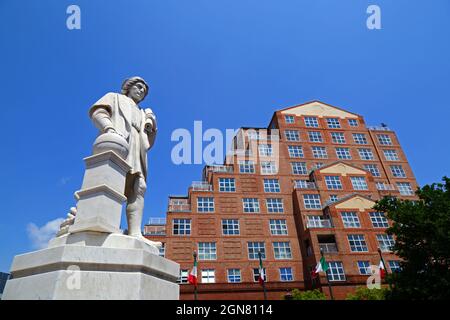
145,101,418,300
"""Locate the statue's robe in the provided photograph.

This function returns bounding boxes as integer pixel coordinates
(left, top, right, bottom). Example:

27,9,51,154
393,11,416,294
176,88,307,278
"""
89,92,156,197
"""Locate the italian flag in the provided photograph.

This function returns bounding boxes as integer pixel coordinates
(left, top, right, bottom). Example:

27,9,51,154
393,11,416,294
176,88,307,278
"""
188,259,198,286
258,258,265,285
379,260,386,279
311,256,329,278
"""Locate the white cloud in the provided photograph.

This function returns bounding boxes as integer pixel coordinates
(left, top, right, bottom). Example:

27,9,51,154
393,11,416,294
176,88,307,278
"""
27,218,64,250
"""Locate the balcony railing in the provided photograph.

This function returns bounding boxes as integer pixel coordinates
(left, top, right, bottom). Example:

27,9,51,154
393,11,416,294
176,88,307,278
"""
307,219,333,228
294,181,317,190
376,183,396,191
143,230,166,236
168,204,191,212
248,134,280,141
319,243,338,253
147,218,166,225
191,181,213,191
205,165,234,173
367,125,391,131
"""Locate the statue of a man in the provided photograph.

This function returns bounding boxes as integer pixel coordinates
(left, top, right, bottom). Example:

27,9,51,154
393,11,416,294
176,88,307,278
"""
89,76,157,243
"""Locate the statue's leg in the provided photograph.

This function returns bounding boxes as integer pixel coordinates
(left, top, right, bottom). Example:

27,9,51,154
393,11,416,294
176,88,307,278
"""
126,174,146,237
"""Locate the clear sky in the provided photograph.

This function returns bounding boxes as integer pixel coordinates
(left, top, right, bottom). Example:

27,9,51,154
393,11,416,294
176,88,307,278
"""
0,0,449,272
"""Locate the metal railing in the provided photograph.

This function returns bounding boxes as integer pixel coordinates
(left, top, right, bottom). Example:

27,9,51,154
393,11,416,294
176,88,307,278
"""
168,204,191,212
319,243,338,253
294,181,317,190
307,219,333,228
147,218,166,225
205,165,234,173
367,125,391,131
143,230,166,236
191,181,213,191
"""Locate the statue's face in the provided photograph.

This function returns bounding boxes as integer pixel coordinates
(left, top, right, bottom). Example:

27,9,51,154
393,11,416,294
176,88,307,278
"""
128,82,147,103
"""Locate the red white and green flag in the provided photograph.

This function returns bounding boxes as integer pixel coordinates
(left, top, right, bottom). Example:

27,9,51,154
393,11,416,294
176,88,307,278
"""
311,256,329,278
188,258,198,286
258,257,265,285
379,260,386,279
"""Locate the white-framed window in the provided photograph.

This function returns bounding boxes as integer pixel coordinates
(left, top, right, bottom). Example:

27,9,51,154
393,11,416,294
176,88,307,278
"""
357,261,371,275
219,178,236,192
335,147,352,159
348,119,358,127
269,219,288,235
304,116,319,128
364,164,381,177
291,162,308,175
369,212,389,228
173,219,191,235
239,160,255,174
389,261,401,272
279,267,294,281
341,212,361,228
327,261,346,281
351,176,368,190
312,146,328,159
263,179,281,193
284,115,295,124
303,194,322,209
383,149,399,161
307,215,331,228
397,182,414,195
198,242,217,260
308,131,323,143
201,269,215,283
285,130,300,141
326,118,341,128
329,194,338,202
243,198,260,213
331,132,346,144
377,134,392,145
248,242,266,260
261,161,278,174
353,133,368,144
288,145,304,158
177,269,189,284
325,176,343,190
253,268,267,282
197,197,214,213
266,198,284,213
377,234,395,252
348,234,368,252
390,165,406,178
222,219,240,235
273,242,292,259
159,243,165,257
258,144,273,157
227,269,241,283
358,148,374,160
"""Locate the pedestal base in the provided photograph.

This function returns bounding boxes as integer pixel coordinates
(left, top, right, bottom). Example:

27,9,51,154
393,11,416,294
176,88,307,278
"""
2,233,179,300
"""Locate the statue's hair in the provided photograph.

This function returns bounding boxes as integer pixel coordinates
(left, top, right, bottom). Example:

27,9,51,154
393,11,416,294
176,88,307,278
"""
121,76,149,100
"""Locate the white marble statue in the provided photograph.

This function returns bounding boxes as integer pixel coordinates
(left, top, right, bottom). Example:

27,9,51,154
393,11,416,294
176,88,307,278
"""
89,76,158,244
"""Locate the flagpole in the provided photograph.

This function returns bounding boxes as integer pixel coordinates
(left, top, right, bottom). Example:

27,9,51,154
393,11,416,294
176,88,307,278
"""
258,251,267,300
321,249,334,300
377,247,392,290
193,251,198,301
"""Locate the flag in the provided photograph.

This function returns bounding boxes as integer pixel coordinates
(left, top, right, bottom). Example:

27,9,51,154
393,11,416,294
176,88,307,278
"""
188,258,198,286
379,260,386,279
311,256,329,278
258,254,265,285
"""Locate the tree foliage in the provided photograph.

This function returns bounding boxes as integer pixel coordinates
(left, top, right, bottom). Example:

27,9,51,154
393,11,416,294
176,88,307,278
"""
345,287,387,300
373,177,450,300
287,289,327,300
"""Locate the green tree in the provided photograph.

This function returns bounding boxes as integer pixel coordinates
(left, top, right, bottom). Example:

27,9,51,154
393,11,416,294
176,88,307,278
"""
345,287,387,300
373,177,450,300
287,289,327,300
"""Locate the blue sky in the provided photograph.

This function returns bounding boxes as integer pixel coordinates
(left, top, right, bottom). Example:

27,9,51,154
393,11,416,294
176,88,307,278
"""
0,0,449,271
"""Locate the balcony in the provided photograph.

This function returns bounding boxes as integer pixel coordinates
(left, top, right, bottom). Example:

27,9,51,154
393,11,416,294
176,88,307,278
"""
319,243,338,253
168,204,191,212
147,218,166,225
376,183,396,191
144,230,166,236
307,218,333,228
191,181,213,191
205,165,234,173
294,181,317,190
367,125,391,131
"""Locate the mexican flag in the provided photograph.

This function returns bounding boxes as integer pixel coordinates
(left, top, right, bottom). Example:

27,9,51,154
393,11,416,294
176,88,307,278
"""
379,260,386,279
258,257,265,285
188,259,198,286
311,256,329,278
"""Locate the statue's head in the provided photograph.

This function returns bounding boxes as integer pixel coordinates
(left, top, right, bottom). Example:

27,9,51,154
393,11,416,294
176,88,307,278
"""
121,76,149,103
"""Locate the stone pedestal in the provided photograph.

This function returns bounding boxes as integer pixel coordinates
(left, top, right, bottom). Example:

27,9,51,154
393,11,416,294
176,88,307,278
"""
2,233,179,300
